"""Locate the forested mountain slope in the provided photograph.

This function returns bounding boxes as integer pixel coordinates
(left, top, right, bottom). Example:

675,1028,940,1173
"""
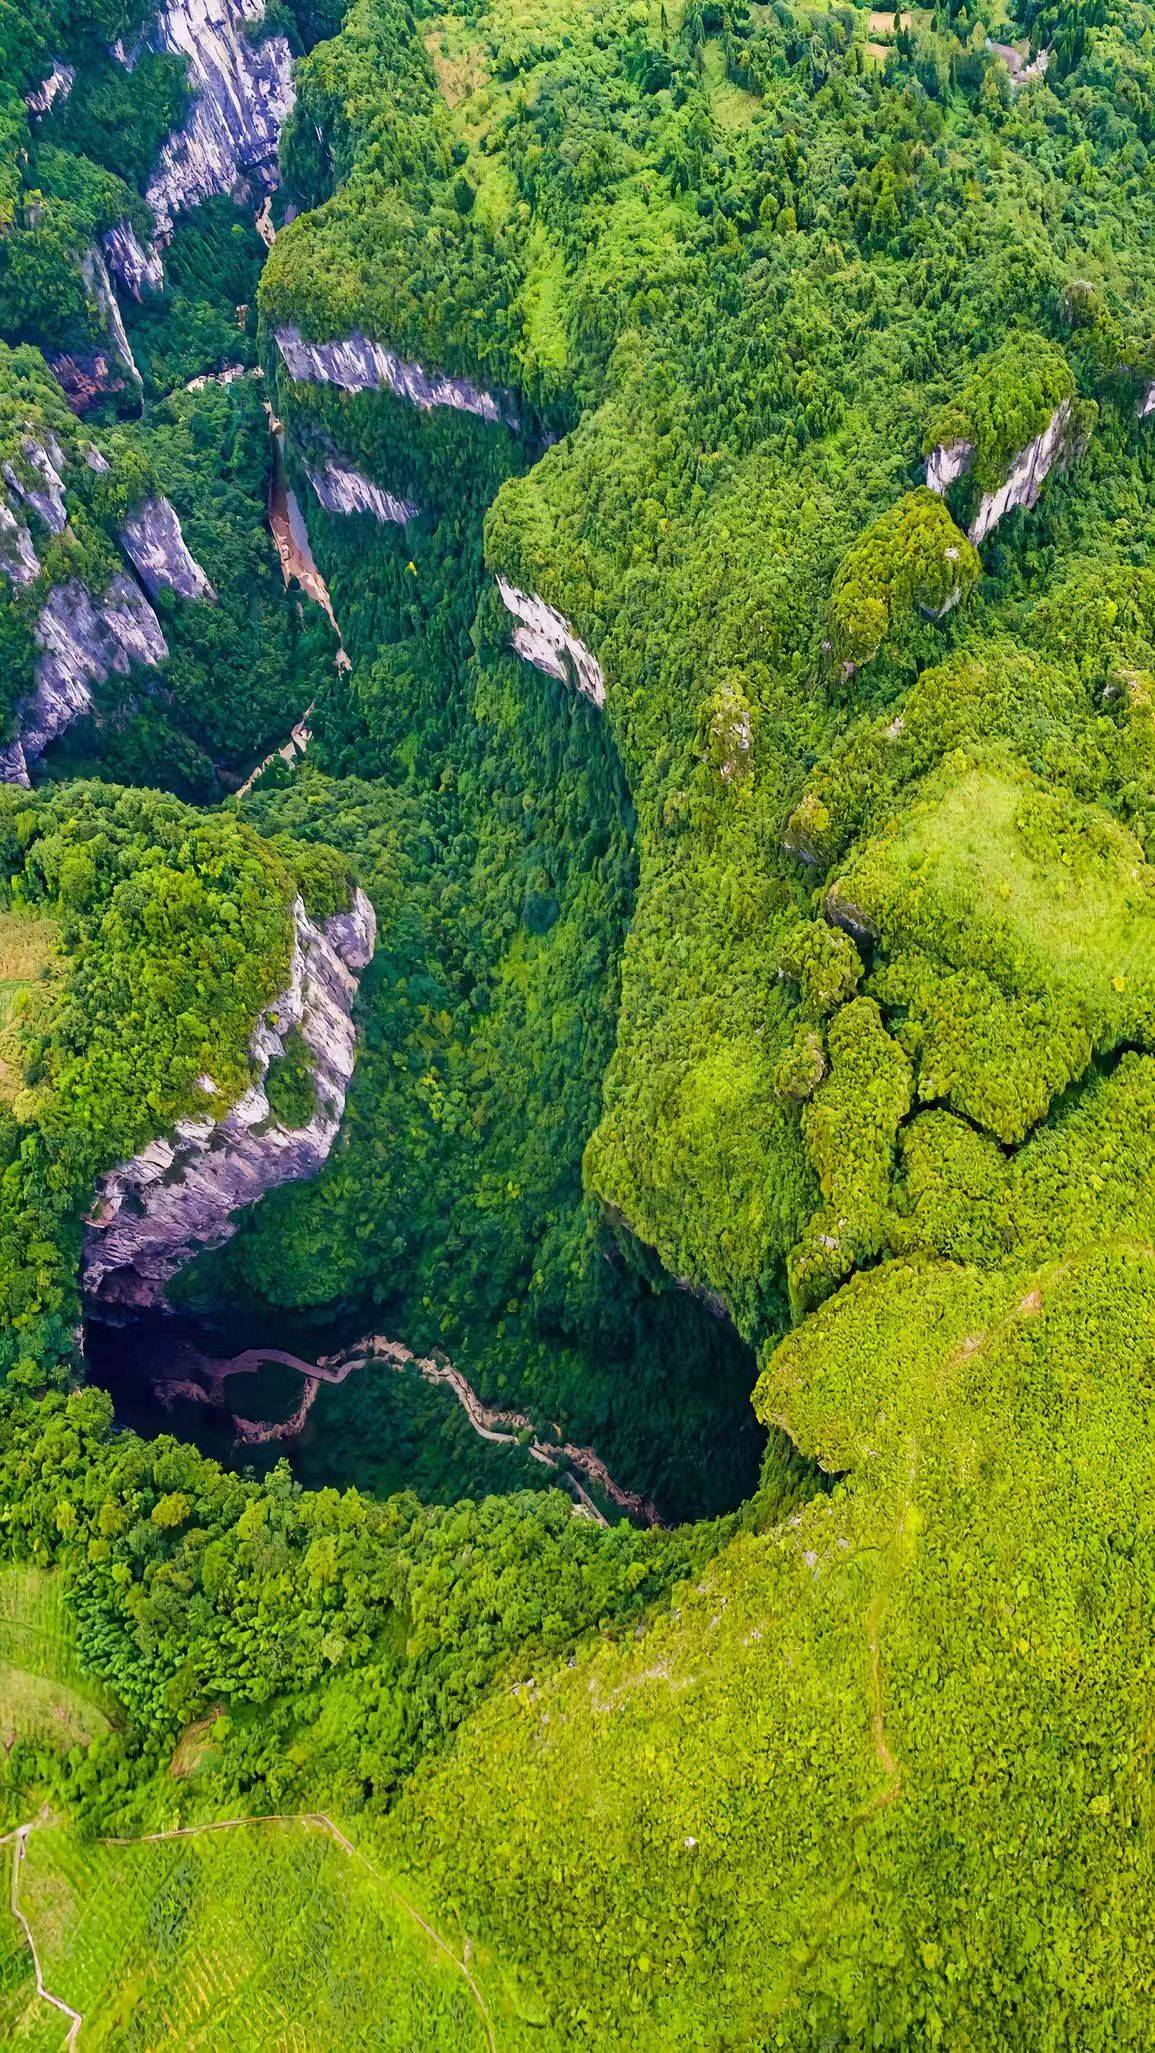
2,0,1155,2042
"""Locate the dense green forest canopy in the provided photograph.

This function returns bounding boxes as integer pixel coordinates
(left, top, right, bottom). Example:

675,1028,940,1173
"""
2,0,1155,2041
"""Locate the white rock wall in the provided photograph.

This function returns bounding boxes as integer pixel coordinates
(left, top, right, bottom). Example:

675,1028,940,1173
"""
966,399,1073,545
120,496,215,601
304,454,419,525
101,221,165,300
83,889,377,1306
276,325,519,430
496,575,605,708
119,0,295,236
925,401,1075,546
0,575,170,785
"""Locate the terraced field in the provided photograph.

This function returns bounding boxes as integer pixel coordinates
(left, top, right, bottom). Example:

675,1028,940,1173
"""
2,1816,508,2049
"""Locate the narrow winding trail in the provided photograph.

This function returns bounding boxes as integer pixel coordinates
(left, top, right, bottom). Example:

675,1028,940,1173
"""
189,1333,661,1526
0,1821,83,2047
2,1811,495,2053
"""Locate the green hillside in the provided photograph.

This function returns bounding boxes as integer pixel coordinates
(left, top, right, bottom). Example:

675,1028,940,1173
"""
1,0,1155,2040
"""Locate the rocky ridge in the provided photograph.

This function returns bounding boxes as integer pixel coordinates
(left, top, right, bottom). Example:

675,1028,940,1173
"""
83,889,377,1307
275,326,520,429
496,576,606,707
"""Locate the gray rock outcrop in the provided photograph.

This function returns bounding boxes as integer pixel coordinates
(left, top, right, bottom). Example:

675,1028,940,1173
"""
119,496,215,601
925,439,973,496
304,452,419,525
966,399,1074,545
83,889,377,1307
0,436,68,584
0,574,169,785
496,575,605,707
0,500,41,587
1141,383,1155,421
120,0,295,236
25,63,74,115
275,325,519,430
925,399,1076,546
82,245,142,386
101,221,164,300
985,38,1050,88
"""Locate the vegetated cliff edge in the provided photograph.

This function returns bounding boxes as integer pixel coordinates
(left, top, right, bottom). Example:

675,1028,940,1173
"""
116,0,294,239
83,888,376,1307
0,451,214,784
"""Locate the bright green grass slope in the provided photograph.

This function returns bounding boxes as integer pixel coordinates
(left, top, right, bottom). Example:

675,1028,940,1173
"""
0,1569,119,1771
0,1814,529,2049
385,1238,1155,2048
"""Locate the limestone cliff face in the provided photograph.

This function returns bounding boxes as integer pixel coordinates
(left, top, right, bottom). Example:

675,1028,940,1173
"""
81,245,142,386
117,0,294,236
496,575,605,707
925,399,1076,545
120,496,215,601
83,889,377,1307
0,459,212,779
304,452,419,525
0,435,68,585
101,221,164,301
966,399,1075,544
0,574,169,785
26,63,74,115
275,326,520,430
1141,382,1155,421
925,440,972,496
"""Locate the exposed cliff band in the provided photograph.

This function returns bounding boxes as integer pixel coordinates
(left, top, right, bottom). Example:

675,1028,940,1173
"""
496,576,606,707
925,398,1077,545
0,436,68,584
80,246,142,388
120,496,216,601
0,459,214,781
101,221,164,302
275,326,520,430
25,63,75,116
117,0,295,239
83,890,377,1307
304,452,419,526
0,576,168,785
